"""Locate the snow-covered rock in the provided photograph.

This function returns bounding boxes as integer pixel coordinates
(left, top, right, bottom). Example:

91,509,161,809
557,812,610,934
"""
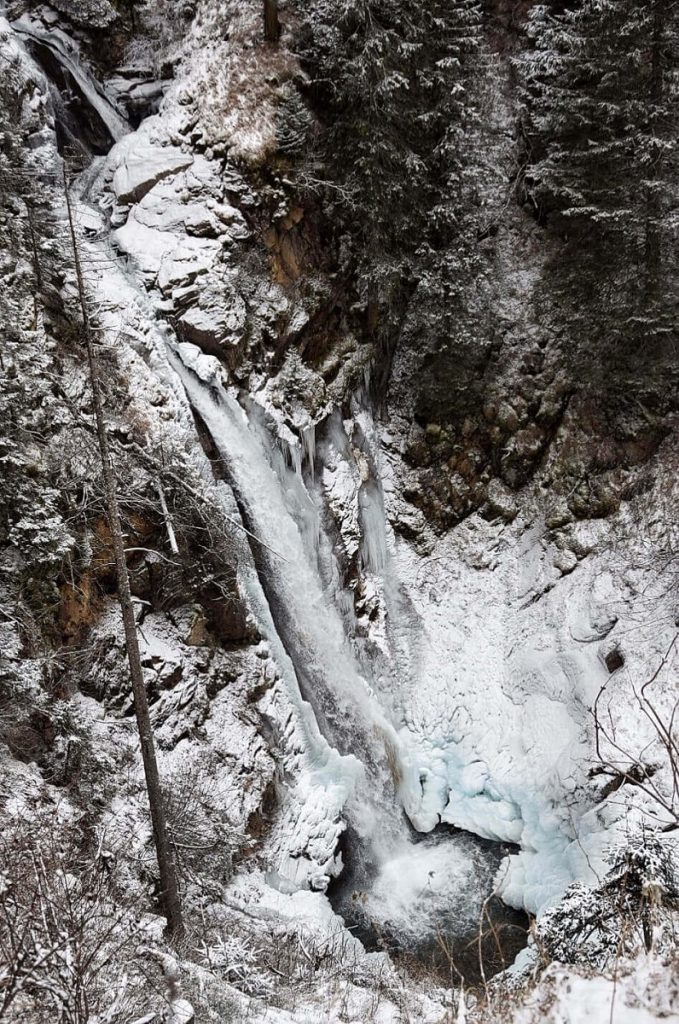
111,137,193,203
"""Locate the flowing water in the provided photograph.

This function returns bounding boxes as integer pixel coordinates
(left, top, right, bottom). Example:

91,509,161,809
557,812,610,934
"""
14,14,128,154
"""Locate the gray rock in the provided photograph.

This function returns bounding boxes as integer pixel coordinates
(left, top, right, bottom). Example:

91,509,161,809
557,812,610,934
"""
44,0,117,28
553,549,578,575
486,478,518,522
177,292,247,359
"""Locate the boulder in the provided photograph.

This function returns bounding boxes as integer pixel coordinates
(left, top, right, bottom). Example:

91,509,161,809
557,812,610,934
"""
111,139,193,204
177,291,247,361
46,0,117,28
157,239,218,292
486,478,518,522
113,216,178,280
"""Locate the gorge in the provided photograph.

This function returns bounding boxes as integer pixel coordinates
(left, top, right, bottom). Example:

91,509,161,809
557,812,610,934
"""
1,2,678,1022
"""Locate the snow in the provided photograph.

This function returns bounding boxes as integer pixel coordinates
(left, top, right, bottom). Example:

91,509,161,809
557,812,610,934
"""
169,998,194,1024
510,956,679,1024
112,210,219,288
109,135,193,203
380,490,678,915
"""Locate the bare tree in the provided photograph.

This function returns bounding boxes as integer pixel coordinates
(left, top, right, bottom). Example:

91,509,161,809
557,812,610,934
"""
593,634,679,832
62,166,183,937
0,813,161,1023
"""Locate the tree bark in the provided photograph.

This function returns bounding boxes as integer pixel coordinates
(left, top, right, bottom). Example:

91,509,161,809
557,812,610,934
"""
62,166,183,938
644,1,664,299
264,0,280,42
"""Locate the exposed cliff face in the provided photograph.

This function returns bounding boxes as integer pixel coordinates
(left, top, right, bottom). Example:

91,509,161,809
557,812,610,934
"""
1,2,678,1022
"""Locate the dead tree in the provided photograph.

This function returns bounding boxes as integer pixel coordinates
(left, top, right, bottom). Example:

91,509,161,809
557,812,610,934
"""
264,0,280,42
62,165,183,937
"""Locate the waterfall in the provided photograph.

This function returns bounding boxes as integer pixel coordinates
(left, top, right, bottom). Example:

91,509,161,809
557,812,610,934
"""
168,344,404,802
358,479,389,573
13,16,129,147
3,5,533,981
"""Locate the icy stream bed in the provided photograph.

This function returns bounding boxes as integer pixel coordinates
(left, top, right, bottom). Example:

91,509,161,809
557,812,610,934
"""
328,822,529,982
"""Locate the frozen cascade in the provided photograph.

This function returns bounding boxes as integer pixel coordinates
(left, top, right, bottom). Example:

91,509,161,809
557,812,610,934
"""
168,345,406,819
283,437,303,479
13,14,129,145
64,201,362,888
301,423,316,479
168,343,528,959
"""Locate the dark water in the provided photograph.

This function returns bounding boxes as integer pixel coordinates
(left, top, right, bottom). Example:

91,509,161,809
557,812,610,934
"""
328,820,530,985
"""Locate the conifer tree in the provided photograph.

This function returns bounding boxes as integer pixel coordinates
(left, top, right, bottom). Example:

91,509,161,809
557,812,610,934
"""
300,0,484,270
519,0,679,350
297,0,489,386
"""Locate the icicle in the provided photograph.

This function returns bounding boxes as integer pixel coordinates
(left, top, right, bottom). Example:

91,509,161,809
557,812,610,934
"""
359,480,388,573
301,424,316,479
363,363,372,392
456,986,466,1024
288,440,302,479
337,587,356,622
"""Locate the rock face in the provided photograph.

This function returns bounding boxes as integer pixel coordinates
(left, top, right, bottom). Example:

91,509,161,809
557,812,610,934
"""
44,0,117,28
177,294,247,361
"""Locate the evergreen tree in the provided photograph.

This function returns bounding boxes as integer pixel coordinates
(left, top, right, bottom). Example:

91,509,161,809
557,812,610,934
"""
298,1,484,277
519,1,679,351
296,0,491,387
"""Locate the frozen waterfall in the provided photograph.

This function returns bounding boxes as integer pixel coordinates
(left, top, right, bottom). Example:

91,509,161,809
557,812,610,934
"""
13,14,129,146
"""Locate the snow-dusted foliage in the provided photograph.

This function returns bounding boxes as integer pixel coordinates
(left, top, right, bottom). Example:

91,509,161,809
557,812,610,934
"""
519,0,679,350
294,0,500,374
536,834,679,968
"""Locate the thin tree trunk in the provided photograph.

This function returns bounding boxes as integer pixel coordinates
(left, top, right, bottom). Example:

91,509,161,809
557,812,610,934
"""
264,0,279,42
62,166,183,937
25,204,43,291
644,1,664,300
156,479,179,556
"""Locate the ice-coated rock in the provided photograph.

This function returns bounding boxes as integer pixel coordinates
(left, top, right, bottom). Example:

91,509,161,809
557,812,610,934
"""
112,215,178,279
43,0,117,28
157,239,219,293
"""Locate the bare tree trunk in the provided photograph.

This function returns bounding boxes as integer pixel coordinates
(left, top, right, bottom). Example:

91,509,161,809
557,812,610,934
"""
156,479,179,555
62,166,183,938
25,203,43,292
264,0,279,42
644,0,664,300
